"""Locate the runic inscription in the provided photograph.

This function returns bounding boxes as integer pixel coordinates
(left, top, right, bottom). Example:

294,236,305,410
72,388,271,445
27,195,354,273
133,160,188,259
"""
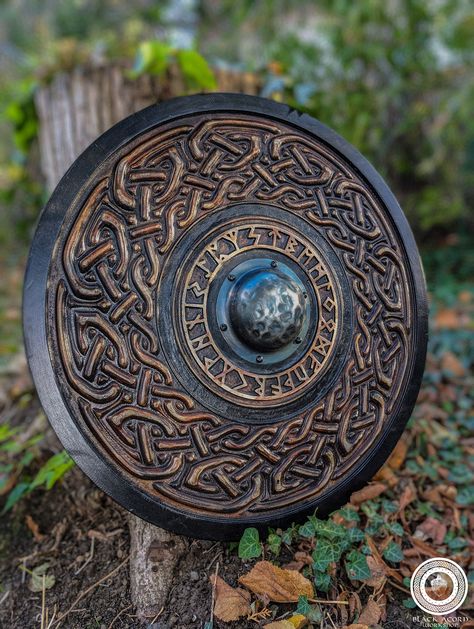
180,221,338,402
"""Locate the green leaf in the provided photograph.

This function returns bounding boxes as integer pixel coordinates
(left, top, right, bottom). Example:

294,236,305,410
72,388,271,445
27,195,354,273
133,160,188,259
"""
314,571,331,593
312,538,343,571
282,524,297,545
383,541,404,564
347,527,365,543
345,550,371,581
2,482,29,513
403,597,417,609
129,40,173,78
238,527,261,560
447,536,467,551
457,486,474,506
310,517,347,540
29,450,74,491
386,521,404,537
296,595,322,622
176,49,217,90
299,519,316,538
267,533,281,556
336,506,360,522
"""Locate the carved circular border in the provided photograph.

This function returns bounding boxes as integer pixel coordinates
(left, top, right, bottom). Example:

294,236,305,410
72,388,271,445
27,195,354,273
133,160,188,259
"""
24,94,428,539
177,217,340,405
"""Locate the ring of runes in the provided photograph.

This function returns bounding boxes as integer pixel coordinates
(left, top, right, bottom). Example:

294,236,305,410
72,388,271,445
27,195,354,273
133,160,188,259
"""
24,94,428,539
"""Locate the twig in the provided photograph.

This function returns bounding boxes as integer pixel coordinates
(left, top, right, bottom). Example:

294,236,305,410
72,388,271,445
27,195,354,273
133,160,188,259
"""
53,555,129,627
41,574,46,629
75,537,95,575
107,603,132,629
209,561,219,627
326,611,338,629
148,607,164,624
309,598,349,605
388,578,411,594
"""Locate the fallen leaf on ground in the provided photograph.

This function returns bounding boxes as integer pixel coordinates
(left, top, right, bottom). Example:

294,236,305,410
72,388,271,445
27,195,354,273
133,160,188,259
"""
441,351,465,376
350,483,387,505
365,556,386,589
209,574,251,622
435,308,461,329
414,517,447,545
386,435,410,470
28,563,55,592
25,515,45,543
239,561,314,602
358,596,384,625
398,481,417,524
344,625,369,629
265,621,294,629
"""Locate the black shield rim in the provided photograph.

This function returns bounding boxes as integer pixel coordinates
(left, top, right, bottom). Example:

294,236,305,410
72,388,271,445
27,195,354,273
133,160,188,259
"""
23,93,428,540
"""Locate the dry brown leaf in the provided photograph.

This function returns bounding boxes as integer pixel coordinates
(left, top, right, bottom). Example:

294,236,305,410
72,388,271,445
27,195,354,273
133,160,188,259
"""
358,597,383,626
209,574,251,622
365,556,386,589
344,624,369,629
265,622,294,629
25,515,45,543
414,517,447,545
409,537,440,558
435,308,461,329
348,591,362,620
373,466,398,487
398,481,417,525
350,482,387,505
239,561,314,602
386,435,410,470
441,351,465,376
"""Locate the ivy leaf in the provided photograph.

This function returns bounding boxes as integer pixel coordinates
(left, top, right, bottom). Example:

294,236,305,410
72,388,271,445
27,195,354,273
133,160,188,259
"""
176,50,217,90
383,541,404,564
238,527,261,560
345,550,371,581
314,571,331,593
296,595,322,622
299,519,316,538
282,524,297,545
311,517,347,540
347,527,365,543
267,533,281,556
457,486,474,506
312,538,343,571
337,506,360,522
386,521,404,537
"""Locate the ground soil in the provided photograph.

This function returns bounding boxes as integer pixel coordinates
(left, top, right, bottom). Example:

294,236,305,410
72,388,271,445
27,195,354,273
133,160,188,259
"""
0,451,421,629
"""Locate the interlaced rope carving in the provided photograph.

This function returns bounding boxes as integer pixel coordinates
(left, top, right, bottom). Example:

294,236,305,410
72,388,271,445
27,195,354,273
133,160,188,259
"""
48,114,412,517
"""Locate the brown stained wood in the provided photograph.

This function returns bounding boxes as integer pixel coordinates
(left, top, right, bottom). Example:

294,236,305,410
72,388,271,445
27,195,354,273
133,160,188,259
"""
34,65,262,618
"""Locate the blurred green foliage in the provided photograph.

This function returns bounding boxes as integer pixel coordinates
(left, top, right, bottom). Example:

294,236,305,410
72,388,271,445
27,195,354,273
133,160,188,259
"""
0,0,472,249
200,1,473,234
253,0,474,233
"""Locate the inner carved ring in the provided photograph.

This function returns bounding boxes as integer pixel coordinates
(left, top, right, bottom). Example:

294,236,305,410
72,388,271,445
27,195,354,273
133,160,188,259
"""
176,220,340,405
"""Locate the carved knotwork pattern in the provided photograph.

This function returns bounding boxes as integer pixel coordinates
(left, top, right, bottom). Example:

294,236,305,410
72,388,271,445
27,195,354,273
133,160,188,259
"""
48,114,413,517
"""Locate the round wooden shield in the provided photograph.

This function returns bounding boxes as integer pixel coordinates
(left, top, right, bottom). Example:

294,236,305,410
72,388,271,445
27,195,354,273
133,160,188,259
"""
24,94,428,539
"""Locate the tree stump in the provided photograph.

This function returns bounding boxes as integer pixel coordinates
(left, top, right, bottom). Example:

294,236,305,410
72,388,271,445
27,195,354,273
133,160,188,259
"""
34,61,259,618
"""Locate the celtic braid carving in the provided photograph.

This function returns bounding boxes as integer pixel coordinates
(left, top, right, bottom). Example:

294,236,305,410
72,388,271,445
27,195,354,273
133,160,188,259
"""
48,114,413,518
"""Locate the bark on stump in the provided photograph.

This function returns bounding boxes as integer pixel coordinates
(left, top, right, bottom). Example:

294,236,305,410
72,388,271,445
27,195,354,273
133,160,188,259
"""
35,61,259,618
